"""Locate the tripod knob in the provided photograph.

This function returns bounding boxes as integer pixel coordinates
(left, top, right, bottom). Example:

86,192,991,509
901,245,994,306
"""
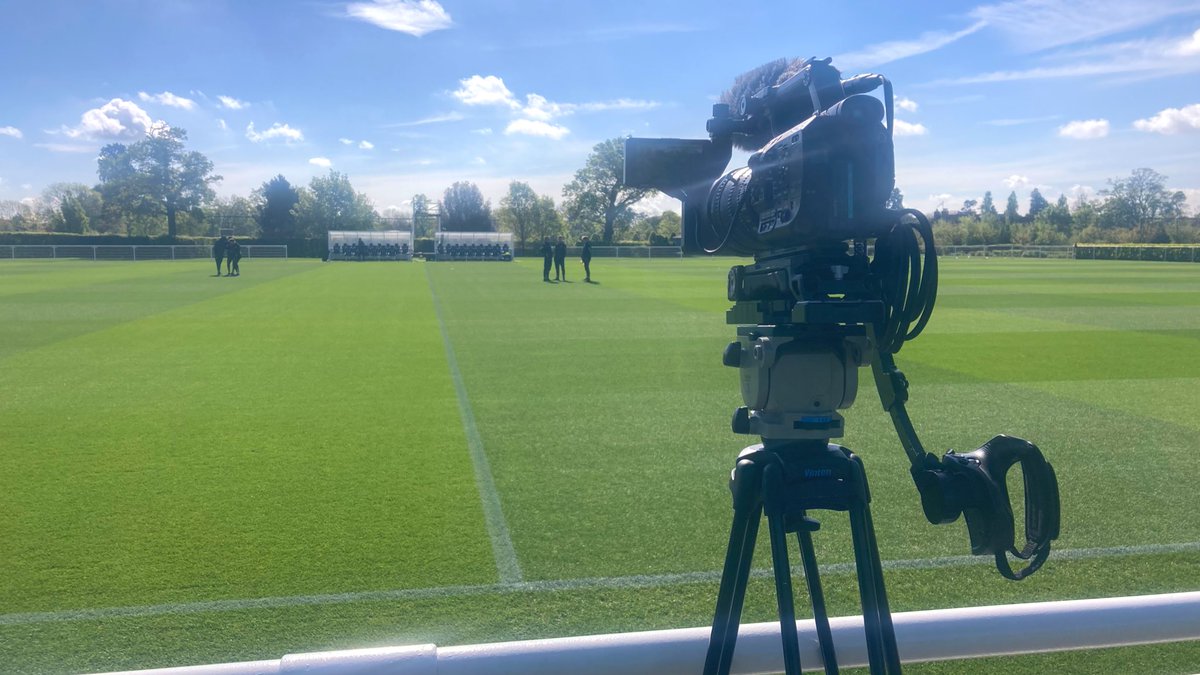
731,406,752,434
723,341,742,367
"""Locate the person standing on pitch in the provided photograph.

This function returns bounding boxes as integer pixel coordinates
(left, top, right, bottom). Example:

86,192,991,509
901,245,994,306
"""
554,236,567,281
581,235,593,282
227,237,241,276
541,237,553,282
212,235,227,277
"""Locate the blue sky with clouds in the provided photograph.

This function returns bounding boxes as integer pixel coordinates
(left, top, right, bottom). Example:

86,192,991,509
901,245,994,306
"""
1,0,1199,215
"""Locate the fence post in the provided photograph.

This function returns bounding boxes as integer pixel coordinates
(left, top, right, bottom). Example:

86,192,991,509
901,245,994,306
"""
52,245,57,260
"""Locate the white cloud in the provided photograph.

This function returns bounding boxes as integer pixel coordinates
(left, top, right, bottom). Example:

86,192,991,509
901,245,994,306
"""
34,142,97,153
346,0,452,36
63,98,158,140
0,126,22,139
1133,104,1200,134
1176,28,1200,56
217,95,248,110
504,119,569,139
216,119,227,131
971,0,1200,52
339,137,354,145
384,111,465,127
894,120,928,136
359,140,374,149
836,21,986,69
309,157,332,167
453,75,518,107
572,98,660,113
1004,174,1030,188
896,97,918,113
471,156,486,165
1058,118,1110,139
520,93,567,121
245,121,304,143
138,91,197,110
472,127,493,135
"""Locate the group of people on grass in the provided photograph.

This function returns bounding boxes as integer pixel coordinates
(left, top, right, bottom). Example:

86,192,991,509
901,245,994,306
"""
541,235,593,283
211,235,242,277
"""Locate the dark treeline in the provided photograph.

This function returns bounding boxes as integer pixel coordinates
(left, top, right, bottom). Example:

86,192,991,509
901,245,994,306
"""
914,168,1196,246
0,130,680,246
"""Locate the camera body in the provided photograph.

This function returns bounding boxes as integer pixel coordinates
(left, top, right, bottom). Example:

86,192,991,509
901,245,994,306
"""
624,58,896,255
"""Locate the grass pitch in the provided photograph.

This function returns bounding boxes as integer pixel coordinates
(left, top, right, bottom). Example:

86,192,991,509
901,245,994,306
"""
1,256,1198,673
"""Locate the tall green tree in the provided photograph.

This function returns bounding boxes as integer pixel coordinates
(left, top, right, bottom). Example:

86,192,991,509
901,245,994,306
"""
1099,168,1187,228
441,182,492,231
1028,188,1049,219
293,171,377,236
40,183,103,233
411,193,438,237
1004,191,1020,224
496,181,540,249
96,125,220,237
980,191,997,216
885,187,904,210
562,137,652,243
256,175,300,238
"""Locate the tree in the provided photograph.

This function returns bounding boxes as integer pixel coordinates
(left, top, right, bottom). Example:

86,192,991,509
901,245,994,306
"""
411,194,438,237
209,195,260,237
958,198,978,216
1028,188,1049,220
495,181,539,249
441,181,492,232
96,124,220,237
256,175,300,238
562,137,652,243
885,187,904,210
1004,191,1020,224
1099,168,1187,228
40,183,103,233
293,170,377,236
980,191,997,216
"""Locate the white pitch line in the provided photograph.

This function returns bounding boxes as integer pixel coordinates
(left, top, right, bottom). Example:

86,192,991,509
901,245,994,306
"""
425,265,523,584
2,542,1197,627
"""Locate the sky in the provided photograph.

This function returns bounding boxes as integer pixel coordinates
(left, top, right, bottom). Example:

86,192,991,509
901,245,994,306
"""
1,0,1199,216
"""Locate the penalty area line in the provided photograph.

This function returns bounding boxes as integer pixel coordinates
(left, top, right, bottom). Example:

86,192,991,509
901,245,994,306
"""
425,265,523,585
2,541,1197,627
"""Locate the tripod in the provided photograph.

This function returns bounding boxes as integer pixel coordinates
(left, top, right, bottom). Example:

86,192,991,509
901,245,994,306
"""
703,243,910,675
706,437,901,675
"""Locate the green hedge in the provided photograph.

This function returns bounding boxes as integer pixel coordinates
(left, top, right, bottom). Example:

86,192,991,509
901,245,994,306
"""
0,233,328,258
1074,244,1200,262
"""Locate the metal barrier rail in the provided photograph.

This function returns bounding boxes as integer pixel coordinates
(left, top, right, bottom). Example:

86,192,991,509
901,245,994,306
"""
105,592,1200,675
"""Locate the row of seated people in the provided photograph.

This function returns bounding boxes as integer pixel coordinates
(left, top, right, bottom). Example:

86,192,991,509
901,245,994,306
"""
436,242,512,261
330,242,411,260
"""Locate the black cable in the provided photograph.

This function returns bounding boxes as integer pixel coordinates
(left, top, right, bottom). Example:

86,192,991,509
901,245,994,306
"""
872,208,938,354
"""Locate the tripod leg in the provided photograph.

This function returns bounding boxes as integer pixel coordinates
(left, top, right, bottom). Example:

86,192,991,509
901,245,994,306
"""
796,522,839,674
859,507,902,673
764,462,802,675
705,462,765,675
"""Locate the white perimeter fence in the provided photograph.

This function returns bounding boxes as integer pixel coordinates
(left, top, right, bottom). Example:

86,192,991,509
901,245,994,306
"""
562,245,683,258
938,244,1074,258
107,592,1200,675
0,245,288,261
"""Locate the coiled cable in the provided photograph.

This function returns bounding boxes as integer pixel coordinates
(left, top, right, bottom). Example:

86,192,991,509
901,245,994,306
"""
871,208,938,354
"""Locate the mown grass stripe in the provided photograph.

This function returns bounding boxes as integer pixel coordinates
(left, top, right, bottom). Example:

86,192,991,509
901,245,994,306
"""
425,264,523,584
2,541,1194,627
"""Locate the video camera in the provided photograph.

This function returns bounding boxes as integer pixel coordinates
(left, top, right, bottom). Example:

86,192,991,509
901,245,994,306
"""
625,57,897,255
625,57,1060,591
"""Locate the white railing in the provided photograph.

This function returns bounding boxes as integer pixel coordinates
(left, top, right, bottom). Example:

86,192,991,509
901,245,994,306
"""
0,245,287,261
105,592,1200,675
564,245,683,258
938,244,1075,258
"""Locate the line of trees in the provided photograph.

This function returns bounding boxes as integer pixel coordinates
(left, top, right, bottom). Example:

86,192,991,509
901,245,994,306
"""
919,168,1196,246
0,128,680,245
18,126,1184,249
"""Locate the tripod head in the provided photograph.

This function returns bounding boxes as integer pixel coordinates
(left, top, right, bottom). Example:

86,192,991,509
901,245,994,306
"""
721,214,1060,580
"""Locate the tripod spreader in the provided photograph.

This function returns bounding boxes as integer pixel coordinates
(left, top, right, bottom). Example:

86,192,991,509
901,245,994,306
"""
704,440,901,675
